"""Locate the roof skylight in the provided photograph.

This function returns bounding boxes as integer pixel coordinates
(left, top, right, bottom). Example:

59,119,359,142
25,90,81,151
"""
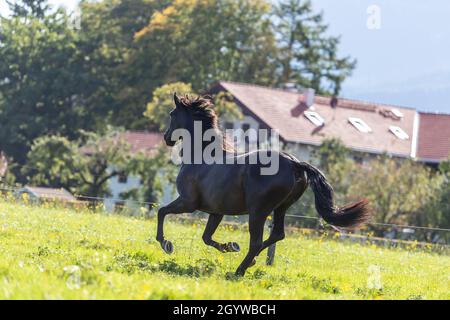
389,126,409,140
391,108,404,118
304,111,325,126
348,117,372,133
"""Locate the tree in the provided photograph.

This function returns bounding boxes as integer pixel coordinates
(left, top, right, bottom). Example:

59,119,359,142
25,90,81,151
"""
421,159,450,229
311,138,357,201
77,0,167,129
22,131,132,198
127,145,177,205
0,0,107,167
144,82,194,131
272,0,356,95
6,0,49,18
312,138,350,173
21,135,81,191
347,156,443,228
133,0,277,91
77,131,132,197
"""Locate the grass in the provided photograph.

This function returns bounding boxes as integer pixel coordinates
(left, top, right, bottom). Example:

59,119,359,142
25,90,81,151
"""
0,199,449,300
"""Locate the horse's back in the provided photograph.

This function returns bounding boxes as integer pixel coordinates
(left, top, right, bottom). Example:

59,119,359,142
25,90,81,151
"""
243,151,298,212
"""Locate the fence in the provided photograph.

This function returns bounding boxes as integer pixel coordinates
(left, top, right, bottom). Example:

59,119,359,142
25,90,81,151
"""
1,183,449,267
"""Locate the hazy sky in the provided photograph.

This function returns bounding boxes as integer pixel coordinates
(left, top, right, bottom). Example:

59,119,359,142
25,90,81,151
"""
1,0,449,113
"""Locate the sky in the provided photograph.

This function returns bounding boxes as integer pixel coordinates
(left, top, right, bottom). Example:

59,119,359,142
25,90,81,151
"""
1,0,449,113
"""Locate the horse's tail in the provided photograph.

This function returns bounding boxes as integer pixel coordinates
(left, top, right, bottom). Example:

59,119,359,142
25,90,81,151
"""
295,161,370,229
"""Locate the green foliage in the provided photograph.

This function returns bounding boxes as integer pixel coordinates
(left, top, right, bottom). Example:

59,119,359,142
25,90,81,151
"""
421,158,450,228
21,136,80,191
312,138,350,174
272,0,356,95
288,139,448,231
0,199,448,299
0,0,356,166
347,157,444,227
127,145,178,205
134,0,276,91
0,7,80,163
22,132,132,197
77,0,167,129
212,91,243,122
144,82,194,131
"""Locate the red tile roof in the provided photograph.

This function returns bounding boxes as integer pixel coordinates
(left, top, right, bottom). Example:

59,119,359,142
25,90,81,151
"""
22,186,77,201
117,131,164,155
213,81,417,157
82,131,164,156
417,112,450,162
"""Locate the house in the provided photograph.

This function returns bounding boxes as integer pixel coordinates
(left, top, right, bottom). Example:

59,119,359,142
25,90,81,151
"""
17,186,77,203
416,112,450,165
96,131,176,211
207,81,449,164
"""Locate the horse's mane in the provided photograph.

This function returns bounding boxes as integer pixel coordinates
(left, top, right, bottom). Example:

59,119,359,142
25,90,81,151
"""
177,94,235,153
177,94,218,130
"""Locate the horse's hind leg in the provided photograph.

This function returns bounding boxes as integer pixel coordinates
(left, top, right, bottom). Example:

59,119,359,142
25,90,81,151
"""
156,197,195,254
258,207,286,255
202,214,240,253
235,211,270,276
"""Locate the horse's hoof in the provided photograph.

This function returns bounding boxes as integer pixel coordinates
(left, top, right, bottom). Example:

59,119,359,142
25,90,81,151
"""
226,242,240,252
161,240,174,254
249,258,257,268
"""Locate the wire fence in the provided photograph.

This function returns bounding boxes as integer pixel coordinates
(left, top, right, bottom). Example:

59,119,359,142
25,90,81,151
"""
1,183,450,250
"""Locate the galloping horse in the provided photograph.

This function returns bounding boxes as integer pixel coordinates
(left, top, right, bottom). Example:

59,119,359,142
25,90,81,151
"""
156,93,370,276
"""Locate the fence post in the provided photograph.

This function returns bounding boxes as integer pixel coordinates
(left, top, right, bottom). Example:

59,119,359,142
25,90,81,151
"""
266,220,276,266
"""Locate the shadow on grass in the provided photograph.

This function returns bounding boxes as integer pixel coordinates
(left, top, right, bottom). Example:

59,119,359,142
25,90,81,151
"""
109,251,216,277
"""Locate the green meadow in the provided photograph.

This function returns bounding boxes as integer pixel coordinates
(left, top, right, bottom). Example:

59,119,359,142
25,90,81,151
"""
0,199,448,300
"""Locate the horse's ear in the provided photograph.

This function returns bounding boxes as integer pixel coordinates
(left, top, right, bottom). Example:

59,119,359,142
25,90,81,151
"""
173,92,181,108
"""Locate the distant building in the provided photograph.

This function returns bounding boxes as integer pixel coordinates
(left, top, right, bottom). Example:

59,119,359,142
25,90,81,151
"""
207,81,450,165
0,151,7,177
92,131,175,211
17,186,77,203
416,112,450,165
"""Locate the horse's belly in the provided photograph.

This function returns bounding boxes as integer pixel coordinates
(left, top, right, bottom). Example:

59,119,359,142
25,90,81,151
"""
197,167,247,215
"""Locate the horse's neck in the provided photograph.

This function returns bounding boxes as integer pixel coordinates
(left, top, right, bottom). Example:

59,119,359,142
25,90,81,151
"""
181,127,230,163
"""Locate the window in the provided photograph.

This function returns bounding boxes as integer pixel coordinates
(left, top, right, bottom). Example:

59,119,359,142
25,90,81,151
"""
224,121,234,130
118,172,128,184
389,126,409,140
304,111,325,126
241,123,250,132
348,117,372,133
391,108,404,118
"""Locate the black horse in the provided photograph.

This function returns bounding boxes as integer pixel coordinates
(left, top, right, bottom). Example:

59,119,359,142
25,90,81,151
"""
156,93,370,276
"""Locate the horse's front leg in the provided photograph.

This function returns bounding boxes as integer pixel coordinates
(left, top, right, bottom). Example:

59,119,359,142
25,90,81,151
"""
202,214,240,253
156,197,195,254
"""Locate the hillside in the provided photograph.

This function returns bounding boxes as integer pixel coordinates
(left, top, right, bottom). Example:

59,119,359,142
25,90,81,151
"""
0,200,448,300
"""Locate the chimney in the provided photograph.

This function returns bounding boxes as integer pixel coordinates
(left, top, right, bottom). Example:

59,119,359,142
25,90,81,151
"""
303,88,315,107
330,96,338,108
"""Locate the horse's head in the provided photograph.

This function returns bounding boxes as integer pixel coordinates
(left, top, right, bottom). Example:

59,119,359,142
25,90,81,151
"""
164,93,217,147
164,93,190,146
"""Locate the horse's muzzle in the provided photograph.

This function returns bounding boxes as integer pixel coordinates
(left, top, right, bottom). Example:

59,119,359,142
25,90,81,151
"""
164,132,176,146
